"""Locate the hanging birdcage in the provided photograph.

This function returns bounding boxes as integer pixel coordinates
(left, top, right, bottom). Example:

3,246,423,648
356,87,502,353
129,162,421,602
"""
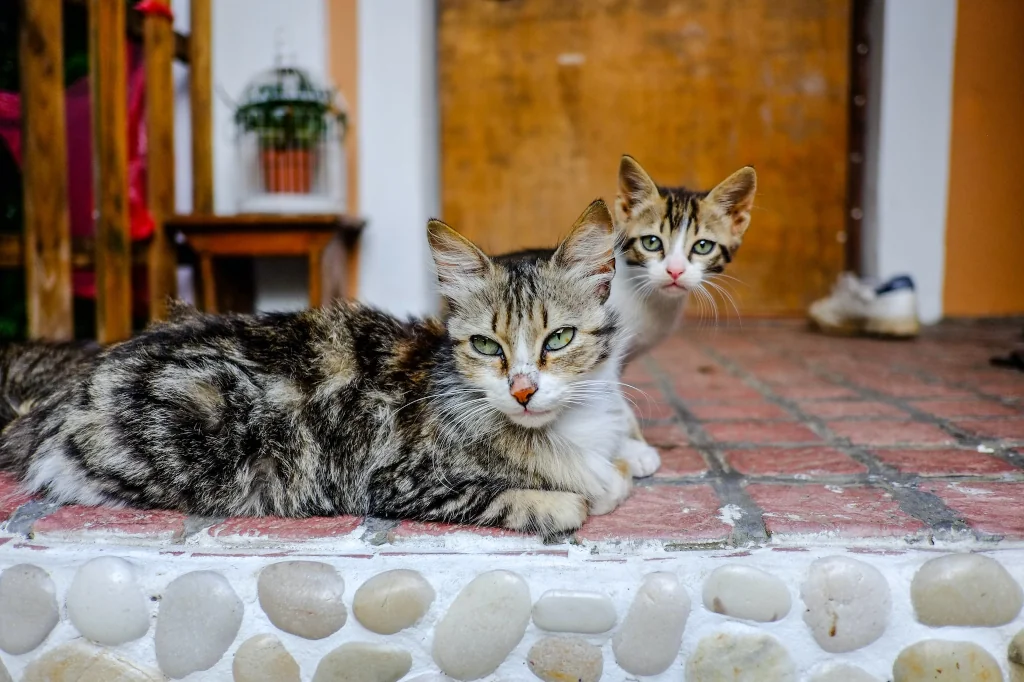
233,63,347,214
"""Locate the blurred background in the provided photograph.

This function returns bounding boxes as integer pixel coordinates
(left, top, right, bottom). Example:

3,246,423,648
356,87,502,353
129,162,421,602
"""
0,0,1021,342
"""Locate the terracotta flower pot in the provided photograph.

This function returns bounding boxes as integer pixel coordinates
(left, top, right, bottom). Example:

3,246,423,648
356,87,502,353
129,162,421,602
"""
260,148,316,194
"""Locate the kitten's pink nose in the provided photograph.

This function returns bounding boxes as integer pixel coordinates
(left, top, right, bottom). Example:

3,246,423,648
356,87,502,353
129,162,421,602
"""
667,266,685,280
510,374,537,406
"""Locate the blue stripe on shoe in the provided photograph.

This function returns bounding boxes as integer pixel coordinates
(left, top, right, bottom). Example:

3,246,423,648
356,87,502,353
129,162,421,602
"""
875,275,915,295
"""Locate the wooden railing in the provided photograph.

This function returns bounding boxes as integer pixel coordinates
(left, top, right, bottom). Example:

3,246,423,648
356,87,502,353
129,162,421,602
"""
13,0,212,343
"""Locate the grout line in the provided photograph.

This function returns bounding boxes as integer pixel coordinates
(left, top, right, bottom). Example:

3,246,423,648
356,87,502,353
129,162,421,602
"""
3,500,62,537
700,344,991,543
645,357,770,547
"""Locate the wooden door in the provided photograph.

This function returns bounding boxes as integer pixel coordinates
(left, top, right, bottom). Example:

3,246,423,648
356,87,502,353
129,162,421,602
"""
439,0,851,316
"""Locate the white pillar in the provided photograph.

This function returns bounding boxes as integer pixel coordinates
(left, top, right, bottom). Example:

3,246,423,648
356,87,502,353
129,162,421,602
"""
863,0,957,324
356,0,440,316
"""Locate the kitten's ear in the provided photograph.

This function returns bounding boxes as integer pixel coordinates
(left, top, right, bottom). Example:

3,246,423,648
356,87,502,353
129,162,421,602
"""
616,155,659,221
706,166,757,238
427,219,492,297
553,200,616,303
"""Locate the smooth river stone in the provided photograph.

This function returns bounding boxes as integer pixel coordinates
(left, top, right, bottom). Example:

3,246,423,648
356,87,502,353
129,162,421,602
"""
527,636,602,682
532,589,617,634
702,565,791,623
911,553,1023,627
258,560,346,639
233,634,300,682
433,570,531,680
0,563,59,655
155,570,244,679
893,640,1003,682
687,631,797,682
313,642,412,682
1009,629,1024,682
352,569,435,634
612,572,691,676
67,556,150,645
809,663,880,682
801,556,891,653
23,640,164,682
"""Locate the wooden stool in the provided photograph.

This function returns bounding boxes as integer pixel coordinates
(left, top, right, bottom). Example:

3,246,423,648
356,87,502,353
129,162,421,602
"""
167,213,365,313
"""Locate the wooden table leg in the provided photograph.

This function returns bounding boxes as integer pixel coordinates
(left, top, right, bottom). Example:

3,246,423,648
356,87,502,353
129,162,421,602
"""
199,253,217,313
343,231,361,299
308,248,323,309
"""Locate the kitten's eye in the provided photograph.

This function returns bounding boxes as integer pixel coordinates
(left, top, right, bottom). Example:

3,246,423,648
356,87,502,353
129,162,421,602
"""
640,235,663,252
544,327,576,352
692,239,715,256
470,335,503,356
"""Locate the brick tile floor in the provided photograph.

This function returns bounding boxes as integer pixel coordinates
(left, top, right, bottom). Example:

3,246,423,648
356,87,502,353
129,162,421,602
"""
0,320,1021,548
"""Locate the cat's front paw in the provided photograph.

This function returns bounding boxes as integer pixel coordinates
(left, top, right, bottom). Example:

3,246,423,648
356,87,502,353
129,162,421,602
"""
492,490,588,536
589,460,633,516
620,438,662,478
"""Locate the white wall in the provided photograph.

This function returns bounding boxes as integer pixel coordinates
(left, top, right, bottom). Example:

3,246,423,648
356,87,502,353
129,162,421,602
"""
210,0,328,312
862,0,958,324
355,0,440,318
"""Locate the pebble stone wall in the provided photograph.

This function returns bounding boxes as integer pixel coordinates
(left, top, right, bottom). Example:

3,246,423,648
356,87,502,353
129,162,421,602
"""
0,545,1022,681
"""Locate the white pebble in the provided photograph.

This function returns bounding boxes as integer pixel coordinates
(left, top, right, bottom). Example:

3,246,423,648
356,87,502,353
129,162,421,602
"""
313,642,412,682
432,570,531,680
258,561,347,639
702,565,791,622
352,569,435,634
801,556,891,653
687,630,797,682
233,634,301,682
912,553,1023,626
0,563,59,655
894,639,1002,681
155,570,244,679
532,589,617,634
66,556,150,645
23,640,163,682
612,572,690,676
808,662,880,682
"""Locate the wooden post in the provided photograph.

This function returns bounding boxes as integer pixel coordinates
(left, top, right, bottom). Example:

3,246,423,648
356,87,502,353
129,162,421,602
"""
19,0,73,340
90,0,132,342
190,0,214,215
143,0,177,321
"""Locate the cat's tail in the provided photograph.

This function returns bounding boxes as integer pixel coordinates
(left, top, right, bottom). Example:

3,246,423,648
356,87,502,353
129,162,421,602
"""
0,340,101,432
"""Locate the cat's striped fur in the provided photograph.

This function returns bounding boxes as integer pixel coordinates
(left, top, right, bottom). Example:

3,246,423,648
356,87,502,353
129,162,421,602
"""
0,201,638,535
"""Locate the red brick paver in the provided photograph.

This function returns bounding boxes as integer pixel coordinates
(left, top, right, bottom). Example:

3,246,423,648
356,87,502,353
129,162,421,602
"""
578,484,731,543
209,516,363,542
746,484,925,537
32,507,187,541
725,447,866,476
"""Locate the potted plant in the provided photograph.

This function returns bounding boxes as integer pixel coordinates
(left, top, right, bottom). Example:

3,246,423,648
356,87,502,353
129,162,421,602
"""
234,66,347,195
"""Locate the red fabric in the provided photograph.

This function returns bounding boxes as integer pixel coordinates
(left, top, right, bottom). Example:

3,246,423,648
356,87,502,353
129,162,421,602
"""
133,1,175,22
0,44,153,309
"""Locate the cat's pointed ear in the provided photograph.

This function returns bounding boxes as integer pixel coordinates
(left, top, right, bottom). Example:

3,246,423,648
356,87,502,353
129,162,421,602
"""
616,155,659,221
706,166,757,238
553,200,616,303
427,219,492,297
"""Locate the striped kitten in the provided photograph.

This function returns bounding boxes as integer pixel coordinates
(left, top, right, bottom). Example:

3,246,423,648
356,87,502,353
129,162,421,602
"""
496,156,757,469
0,201,638,536
612,155,757,362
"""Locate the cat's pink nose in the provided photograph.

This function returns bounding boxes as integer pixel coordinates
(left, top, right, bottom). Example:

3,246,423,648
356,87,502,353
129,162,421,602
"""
667,266,685,280
510,374,537,406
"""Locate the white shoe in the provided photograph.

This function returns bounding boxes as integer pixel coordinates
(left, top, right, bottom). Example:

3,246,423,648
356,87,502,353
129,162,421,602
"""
809,273,920,338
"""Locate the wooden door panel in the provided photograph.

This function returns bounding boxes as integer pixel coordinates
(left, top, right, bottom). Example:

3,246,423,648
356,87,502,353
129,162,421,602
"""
439,0,850,315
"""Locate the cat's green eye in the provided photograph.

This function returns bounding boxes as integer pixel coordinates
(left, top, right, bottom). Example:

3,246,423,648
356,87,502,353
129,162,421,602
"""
544,327,576,352
640,235,663,252
470,335,503,356
692,239,716,256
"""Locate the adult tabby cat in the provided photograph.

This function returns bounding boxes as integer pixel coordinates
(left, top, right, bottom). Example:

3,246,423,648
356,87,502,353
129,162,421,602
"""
0,201,639,536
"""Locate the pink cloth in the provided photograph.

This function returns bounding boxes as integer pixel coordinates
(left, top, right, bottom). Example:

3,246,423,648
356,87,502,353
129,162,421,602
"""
0,44,153,307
